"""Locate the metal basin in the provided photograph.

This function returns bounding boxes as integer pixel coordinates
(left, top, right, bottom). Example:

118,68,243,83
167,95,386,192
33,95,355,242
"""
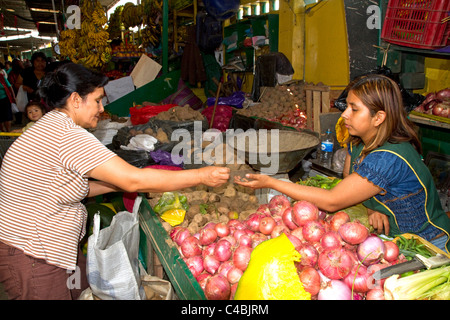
229,129,320,174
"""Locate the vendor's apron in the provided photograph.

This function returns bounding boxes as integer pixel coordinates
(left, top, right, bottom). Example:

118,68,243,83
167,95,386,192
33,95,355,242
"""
349,142,450,254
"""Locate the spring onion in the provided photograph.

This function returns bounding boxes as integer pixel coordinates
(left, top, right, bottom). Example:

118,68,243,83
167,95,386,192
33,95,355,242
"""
384,265,450,300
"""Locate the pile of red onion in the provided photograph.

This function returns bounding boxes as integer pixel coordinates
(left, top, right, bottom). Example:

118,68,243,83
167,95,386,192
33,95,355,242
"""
414,88,450,118
170,195,405,300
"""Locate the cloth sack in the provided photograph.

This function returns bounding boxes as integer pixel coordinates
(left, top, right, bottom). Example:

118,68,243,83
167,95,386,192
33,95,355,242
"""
86,196,145,300
16,86,28,112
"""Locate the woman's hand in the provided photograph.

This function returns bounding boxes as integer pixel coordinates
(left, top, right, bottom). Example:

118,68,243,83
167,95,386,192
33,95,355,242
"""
198,166,230,187
368,209,390,235
234,173,272,189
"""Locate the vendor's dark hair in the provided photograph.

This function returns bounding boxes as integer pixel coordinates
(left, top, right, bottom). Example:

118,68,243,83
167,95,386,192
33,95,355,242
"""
38,62,108,109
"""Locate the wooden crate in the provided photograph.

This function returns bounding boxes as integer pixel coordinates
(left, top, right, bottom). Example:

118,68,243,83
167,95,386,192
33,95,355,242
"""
305,84,344,133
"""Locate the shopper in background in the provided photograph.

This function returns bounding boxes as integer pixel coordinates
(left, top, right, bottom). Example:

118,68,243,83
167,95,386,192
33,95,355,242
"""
7,59,25,125
0,72,15,132
15,51,47,102
0,62,230,300
235,74,450,254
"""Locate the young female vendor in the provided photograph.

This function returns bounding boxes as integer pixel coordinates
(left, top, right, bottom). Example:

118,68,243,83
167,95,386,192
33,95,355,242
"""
235,74,450,254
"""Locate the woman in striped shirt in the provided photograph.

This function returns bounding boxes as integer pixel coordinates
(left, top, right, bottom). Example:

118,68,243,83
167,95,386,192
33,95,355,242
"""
0,62,230,300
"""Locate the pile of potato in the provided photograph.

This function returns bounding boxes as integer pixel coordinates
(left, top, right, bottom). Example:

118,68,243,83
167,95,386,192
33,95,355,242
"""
238,83,306,119
148,182,260,235
153,105,205,122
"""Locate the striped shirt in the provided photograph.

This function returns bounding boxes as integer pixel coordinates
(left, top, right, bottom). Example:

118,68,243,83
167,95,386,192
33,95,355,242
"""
0,110,116,270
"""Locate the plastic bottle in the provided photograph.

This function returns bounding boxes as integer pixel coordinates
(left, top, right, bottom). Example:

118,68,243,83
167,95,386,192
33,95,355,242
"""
320,128,334,167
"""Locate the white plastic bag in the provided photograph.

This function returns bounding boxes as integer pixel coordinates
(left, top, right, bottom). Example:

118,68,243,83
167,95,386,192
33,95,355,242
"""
86,196,145,300
16,85,28,112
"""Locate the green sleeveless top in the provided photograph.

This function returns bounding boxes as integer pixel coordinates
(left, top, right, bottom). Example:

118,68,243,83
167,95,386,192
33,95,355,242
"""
349,141,450,253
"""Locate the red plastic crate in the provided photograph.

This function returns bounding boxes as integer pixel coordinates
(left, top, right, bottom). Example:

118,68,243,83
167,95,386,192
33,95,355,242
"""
381,0,450,49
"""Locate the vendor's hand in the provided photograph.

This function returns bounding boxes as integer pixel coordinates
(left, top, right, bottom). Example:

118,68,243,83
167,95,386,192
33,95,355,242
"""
234,173,271,189
198,166,230,187
368,209,390,235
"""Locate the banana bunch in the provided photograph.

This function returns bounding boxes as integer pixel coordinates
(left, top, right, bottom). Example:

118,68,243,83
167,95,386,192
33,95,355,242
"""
121,2,144,29
107,6,122,40
92,9,108,26
141,22,161,48
59,29,78,62
58,0,111,70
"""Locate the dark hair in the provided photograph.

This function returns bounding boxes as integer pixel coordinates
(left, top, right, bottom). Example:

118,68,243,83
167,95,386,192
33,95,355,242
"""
11,59,24,74
30,51,47,66
38,62,108,109
346,74,421,155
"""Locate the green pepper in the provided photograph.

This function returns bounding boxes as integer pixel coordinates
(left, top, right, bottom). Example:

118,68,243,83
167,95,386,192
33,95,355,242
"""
153,192,189,214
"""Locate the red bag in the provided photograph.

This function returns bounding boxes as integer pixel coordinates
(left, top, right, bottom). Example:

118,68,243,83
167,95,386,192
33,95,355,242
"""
129,104,177,125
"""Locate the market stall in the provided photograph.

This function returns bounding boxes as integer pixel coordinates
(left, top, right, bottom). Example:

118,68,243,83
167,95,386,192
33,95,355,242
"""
1,0,449,303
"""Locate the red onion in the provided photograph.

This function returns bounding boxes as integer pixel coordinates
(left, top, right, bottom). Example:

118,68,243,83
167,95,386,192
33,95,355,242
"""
203,254,221,275
297,243,319,268
217,261,234,278
251,233,268,248
172,227,191,246
227,219,245,230
204,274,231,300
357,236,385,266
298,267,321,296
199,228,218,246
366,288,385,300
214,239,233,262
233,245,253,271
318,279,352,300
318,248,354,280
338,220,369,245
230,283,238,300
292,200,319,226
196,273,211,291
287,234,302,249
282,207,298,230
383,240,399,263
245,213,264,232
268,195,291,216
343,264,370,293
290,227,305,242
184,255,204,278
367,263,389,289
202,243,216,258
436,88,450,101
227,267,243,284
302,220,326,243
328,211,350,232
214,222,230,238
222,235,237,247
233,229,246,241
318,210,327,220
259,216,276,235
181,236,202,258
320,231,343,250
271,225,289,238
238,234,252,247
256,204,271,216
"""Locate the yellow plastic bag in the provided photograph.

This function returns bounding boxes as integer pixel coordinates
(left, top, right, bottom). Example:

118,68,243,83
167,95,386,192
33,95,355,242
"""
234,233,311,300
160,209,186,226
